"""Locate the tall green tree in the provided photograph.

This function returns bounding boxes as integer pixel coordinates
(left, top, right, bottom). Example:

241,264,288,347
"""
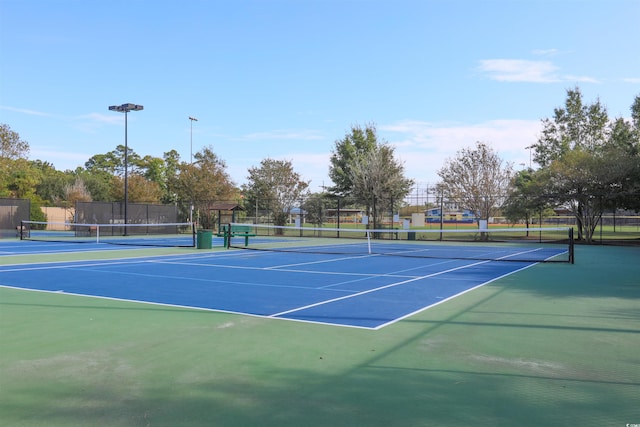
607,95,640,211
502,168,552,231
137,154,169,203
329,123,412,230
73,168,116,202
170,146,237,227
84,151,120,175
33,160,72,204
6,159,41,199
85,145,141,177
242,158,309,229
532,87,609,167
328,123,378,197
162,150,181,204
531,88,637,241
349,144,414,230
301,192,330,228
1,124,30,197
124,174,162,203
437,142,514,233
0,123,29,159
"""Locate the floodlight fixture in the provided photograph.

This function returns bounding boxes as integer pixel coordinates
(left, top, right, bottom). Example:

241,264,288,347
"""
189,116,198,164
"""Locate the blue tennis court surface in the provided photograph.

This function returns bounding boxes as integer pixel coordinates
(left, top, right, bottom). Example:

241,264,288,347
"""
0,243,555,329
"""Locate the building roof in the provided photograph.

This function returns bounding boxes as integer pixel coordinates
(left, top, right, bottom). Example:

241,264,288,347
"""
209,203,243,211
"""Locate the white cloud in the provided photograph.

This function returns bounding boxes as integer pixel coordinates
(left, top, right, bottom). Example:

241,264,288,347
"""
0,106,124,134
77,112,123,125
477,59,599,84
623,77,640,84
381,119,541,184
70,112,124,133
0,105,53,117
478,59,560,83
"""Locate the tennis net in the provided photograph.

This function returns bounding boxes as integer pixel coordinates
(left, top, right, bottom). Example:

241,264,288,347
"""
20,221,196,247
226,223,575,263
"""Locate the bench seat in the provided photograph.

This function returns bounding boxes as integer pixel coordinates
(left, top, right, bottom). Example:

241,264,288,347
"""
216,224,256,247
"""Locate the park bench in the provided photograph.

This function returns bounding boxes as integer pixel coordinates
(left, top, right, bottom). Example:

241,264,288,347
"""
216,224,256,247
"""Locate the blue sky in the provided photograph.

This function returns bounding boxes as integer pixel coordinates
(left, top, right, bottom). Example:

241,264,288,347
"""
1,0,639,192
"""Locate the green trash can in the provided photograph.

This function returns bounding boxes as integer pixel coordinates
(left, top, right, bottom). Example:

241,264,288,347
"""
196,230,212,249
407,231,416,241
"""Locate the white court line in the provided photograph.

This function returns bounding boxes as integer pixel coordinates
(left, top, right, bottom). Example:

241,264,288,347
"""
0,259,158,272
270,259,493,318
264,253,374,269
0,252,219,270
374,262,539,329
150,259,418,279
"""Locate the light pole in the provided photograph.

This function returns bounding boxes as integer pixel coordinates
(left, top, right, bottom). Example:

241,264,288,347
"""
188,116,198,226
189,116,198,164
108,103,143,231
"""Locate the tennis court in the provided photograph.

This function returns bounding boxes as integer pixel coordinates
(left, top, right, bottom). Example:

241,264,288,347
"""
1,236,638,426
0,238,562,329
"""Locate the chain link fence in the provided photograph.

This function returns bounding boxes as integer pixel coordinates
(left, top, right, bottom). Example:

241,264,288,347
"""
0,198,30,238
211,193,640,245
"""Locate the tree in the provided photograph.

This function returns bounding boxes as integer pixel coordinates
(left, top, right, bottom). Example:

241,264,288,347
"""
135,154,169,203
329,123,412,230
301,192,329,228
437,142,514,232
169,146,237,227
349,144,413,230
73,168,116,202
502,168,548,231
629,95,640,210
328,123,378,196
531,88,638,241
84,151,120,175
6,159,42,199
84,145,141,177
544,148,633,242
607,96,640,211
161,150,181,204
242,158,309,230
126,174,162,203
0,123,29,160
1,124,30,197
64,178,92,204
33,160,72,204
532,87,609,167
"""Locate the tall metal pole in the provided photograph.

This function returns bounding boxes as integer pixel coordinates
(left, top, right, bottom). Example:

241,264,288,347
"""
109,103,143,234
188,116,198,226
124,110,128,230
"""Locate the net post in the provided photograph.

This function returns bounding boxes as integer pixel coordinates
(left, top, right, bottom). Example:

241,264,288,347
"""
225,223,231,249
191,222,196,248
19,221,25,240
569,227,575,264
